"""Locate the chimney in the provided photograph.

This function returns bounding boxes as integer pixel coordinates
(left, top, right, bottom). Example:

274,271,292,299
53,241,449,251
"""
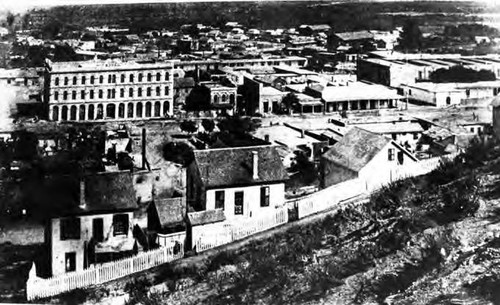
142,128,146,170
79,179,86,209
252,151,259,180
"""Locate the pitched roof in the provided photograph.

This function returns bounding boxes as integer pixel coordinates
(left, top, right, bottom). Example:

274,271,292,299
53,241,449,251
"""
188,209,225,226
335,31,374,41
152,197,186,228
322,127,391,173
193,146,288,188
80,171,137,214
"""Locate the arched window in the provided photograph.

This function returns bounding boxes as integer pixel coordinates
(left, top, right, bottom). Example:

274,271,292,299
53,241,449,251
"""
147,87,152,97
154,101,161,117
165,72,169,80
120,88,125,98
121,74,125,83
138,73,143,82
70,105,77,121
99,75,104,84
163,101,170,116
98,90,103,99
127,103,134,118
54,92,59,100
222,94,228,103
73,76,77,85
81,90,85,99
90,90,94,99
64,77,68,86
52,106,59,121
63,91,68,100
118,103,125,118
96,104,103,120
145,102,152,117
136,102,143,118
108,75,112,83
164,86,169,96
214,95,219,104
82,76,86,85
138,88,143,97
111,89,116,99
61,106,68,121
72,91,76,100
156,87,160,96
446,96,451,105
79,105,86,121
156,72,161,81
54,77,59,86
147,73,152,82
129,88,134,97
106,104,116,119
88,104,95,120
90,76,95,84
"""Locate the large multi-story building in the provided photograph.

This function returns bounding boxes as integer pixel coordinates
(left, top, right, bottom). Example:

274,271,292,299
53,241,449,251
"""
44,59,176,122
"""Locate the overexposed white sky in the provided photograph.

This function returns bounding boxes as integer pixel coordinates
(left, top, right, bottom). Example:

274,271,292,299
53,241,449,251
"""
0,0,494,14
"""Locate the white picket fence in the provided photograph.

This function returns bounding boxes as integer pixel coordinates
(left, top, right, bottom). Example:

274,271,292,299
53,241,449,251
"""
290,153,460,219
26,241,184,301
194,207,289,253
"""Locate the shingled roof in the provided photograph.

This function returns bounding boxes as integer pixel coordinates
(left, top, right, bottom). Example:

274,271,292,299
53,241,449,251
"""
193,146,288,188
78,171,137,215
322,127,391,173
151,197,186,228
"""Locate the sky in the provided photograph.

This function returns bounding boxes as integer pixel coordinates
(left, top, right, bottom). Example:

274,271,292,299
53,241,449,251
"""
0,0,494,14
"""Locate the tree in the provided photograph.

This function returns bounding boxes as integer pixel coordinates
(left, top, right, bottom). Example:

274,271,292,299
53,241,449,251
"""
11,130,38,161
429,66,496,83
281,93,299,114
217,115,261,135
397,20,423,52
180,120,198,134
201,119,215,133
162,142,194,166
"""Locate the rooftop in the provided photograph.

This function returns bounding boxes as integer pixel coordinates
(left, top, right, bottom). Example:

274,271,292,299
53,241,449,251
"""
48,58,177,73
321,82,403,102
253,125,321,148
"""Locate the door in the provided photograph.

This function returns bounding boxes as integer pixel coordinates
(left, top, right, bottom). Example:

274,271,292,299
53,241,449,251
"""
92,218,104,242
65,252,76,272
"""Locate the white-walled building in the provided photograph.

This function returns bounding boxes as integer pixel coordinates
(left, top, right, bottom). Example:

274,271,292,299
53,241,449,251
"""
45,59,176,122
187,146,288,221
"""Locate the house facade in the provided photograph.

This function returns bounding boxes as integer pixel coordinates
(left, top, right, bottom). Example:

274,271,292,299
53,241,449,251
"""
320,127,418,190
46,171,139,276
187,146,288,221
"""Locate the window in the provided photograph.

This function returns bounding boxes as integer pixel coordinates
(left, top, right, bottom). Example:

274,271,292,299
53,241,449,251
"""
215,190,225,210
138,88,143,97
64,77,68,86
80,90,85,99
156,72,161,81
63,91,68,100
65,252,76,272
60,218,81,240
147,73,152,82
54,91,59,100
98,90,103,99
90,76,95,84
130,74,134,82
164,86,169,96
72,76,77,85
113,214,129,236
388,148,395,161
129,88,134,97
120,88,125,98
82,76,86,85
147,87,151,97
413,133,418,140
446,96,451,105
234,191,244,215
108,75,112,83
156,87,160,96
89,90,94,99
165,72,169,80
121,74,125,83
99,75,104,84
138,73,143,82
72,91,76,100
260,186,270,207
54,77,59,86
391,134,397,140
92,218,104,242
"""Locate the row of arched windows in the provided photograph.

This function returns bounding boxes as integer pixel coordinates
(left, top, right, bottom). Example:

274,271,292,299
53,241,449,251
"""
53,71,171,87
213,93,236,104
51,101,170,121
53,86,171,101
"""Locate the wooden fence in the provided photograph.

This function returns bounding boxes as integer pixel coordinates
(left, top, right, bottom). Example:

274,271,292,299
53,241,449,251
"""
194,207,289,253
26,241,184,301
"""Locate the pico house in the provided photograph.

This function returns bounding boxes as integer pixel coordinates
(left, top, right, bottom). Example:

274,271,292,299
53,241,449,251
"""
186,146,289,221
46,171,139,276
